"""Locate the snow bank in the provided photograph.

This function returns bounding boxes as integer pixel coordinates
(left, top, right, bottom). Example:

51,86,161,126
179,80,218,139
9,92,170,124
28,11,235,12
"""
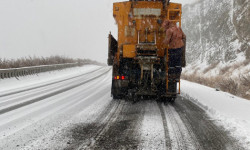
181,80,250,148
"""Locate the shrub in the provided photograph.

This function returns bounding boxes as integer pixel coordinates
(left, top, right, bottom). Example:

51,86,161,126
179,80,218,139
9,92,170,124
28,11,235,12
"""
203,62,219,74
218,78,238,95
181,73,249,100
0,56,104,69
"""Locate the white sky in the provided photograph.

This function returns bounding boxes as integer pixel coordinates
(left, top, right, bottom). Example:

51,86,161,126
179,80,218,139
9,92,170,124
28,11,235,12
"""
0,0,196,63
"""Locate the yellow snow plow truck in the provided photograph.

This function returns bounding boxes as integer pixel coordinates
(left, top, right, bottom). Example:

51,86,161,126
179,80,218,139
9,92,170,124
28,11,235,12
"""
108,0,186,102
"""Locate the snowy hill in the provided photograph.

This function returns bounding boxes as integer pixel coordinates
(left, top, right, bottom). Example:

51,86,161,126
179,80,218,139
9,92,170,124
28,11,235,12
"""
182,0,250,64
181,0,250,99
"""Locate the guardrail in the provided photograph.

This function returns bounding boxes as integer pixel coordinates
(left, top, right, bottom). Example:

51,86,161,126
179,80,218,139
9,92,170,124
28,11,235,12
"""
0,63,82,79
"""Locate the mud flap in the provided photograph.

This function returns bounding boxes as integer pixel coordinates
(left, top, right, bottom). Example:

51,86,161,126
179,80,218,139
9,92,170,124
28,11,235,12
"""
112,79,129,99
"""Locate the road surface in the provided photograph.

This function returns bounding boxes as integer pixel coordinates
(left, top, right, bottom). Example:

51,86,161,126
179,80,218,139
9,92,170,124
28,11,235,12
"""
0,66,245,150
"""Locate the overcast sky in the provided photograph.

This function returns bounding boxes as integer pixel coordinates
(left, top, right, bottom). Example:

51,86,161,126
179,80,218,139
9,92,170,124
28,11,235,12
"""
0,0,197,63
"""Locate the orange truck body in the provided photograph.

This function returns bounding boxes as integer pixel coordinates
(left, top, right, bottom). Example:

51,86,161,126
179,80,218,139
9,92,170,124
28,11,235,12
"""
108,0,183,101
113,1,181,60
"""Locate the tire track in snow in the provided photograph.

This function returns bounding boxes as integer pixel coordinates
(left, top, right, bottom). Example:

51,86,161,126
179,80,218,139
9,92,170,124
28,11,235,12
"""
0,68,105,109
81,100,125,150
63,100,123,150
91,100,145,149
0,71,112,149
173,97,243,150
66,99,145,150
0,68,111,115
0,67,103,98
139,101,166,149
161,103,199,150
158,102,172,150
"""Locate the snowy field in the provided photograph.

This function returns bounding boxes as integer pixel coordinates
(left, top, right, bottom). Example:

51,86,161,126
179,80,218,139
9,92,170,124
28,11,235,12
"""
0,65,249,149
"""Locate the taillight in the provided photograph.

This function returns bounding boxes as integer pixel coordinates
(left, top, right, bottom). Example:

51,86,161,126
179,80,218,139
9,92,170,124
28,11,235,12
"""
114,75,125,80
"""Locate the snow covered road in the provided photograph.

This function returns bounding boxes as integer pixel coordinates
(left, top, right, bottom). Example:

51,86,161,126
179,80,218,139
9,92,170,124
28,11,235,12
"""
0,65,248,150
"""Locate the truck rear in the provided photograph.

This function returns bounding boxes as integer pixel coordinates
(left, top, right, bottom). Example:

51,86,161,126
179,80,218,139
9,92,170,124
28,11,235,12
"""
108,0,185,102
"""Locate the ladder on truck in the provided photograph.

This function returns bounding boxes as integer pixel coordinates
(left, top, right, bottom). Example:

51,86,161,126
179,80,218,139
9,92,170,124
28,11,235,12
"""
165,8,182,97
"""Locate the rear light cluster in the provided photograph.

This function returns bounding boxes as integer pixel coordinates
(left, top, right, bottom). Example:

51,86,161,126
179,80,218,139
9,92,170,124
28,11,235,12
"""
114,76,125,80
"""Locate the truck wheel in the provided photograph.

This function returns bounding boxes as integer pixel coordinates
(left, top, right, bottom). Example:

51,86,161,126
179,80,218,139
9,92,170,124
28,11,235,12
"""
160,97,167,103
113,94,120,100
112,86,120,100
168,97,176,103
127,89,133,100
127,89,137,102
